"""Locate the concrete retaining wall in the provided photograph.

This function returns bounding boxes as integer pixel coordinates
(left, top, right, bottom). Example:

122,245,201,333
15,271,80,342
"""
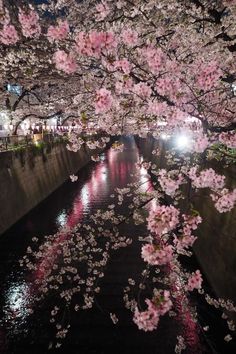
136,135,236,304
0,142,102,235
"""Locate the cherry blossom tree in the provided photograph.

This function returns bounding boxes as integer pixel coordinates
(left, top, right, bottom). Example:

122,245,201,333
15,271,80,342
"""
1,0,236,351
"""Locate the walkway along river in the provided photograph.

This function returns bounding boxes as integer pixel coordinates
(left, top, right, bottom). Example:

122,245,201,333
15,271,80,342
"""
0,136,235,354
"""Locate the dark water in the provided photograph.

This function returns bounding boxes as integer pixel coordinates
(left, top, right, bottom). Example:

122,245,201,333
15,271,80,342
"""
0,136,235,354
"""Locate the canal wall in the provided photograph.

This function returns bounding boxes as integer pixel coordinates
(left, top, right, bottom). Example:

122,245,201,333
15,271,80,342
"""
0,142,104,235
136,135,236,305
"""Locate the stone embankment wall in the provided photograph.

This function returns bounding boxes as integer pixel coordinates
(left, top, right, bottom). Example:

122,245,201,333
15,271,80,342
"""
136,135,236,304
0,142,103,235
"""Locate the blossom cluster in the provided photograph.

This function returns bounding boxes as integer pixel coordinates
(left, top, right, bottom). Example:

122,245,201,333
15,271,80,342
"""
188,167,225,190
187,270,203,291
133,290,172,331
75,31,117,57
18,8,41,38
53,50,77,74
211,188,236,213
95,88,113,113
141,243,173,266
0,24,19,45
219,132,236,149
147,205,179,236
174,214,202,252
95,1,110,21
47,20,69,42
196,61,222,91
158,169,183,196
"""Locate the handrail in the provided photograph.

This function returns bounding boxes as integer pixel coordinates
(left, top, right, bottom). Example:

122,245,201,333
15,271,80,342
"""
0,133,60,152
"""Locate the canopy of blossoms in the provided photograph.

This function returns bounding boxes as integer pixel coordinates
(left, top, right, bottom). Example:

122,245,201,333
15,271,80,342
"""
1,0,236,351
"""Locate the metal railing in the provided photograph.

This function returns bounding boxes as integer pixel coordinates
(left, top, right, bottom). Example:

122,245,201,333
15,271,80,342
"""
0,133,62,152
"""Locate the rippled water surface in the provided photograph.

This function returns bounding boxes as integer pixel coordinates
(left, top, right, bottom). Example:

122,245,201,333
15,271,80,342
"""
0,136,235,354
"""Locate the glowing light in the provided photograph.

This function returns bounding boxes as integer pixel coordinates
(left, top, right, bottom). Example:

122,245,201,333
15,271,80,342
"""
232,84,236,96
81,184,89,207
175,135,190,149
161,133,170,140
5,282,31,320
157,121,167,126
56,211,67,227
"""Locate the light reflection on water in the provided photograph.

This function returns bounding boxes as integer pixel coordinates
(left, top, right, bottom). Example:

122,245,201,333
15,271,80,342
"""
2,138,143,331
3,280,32,332
0,136,218,353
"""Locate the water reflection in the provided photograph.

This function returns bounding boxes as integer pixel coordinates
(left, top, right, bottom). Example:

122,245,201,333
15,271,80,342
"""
3,280,32,332
56,211,67,228
0,136,224,353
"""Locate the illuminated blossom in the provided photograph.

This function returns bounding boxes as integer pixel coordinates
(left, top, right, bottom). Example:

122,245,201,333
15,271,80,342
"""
18,8,41,38
53,50,77,74
95,88,113,113
188,167,225,190
141,243,173,265
187,270,203,291
211,188,236,213
147,205,179,236
133,302,159,331
0,24,19,45
121,28,138,47
196,61,222,91
158,169,183,196
193,134,209,153
70,174,78,182
96,1,110,21
219,132,236,149
133,291,172,331
47,20,69,42
75,31,117,57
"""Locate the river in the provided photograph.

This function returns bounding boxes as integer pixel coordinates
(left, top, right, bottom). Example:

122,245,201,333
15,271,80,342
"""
0,136,235,354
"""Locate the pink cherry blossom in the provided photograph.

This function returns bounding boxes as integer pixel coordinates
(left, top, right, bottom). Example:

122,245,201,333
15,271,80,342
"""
53,50,77,74
187,270,203,291
196,61,222,91
133,291,172,331
114,59,132,74
133,302,159,331
95,1,110,21
18,8,41,38
158,169,183,196
75,31,117,57
147,205,179,236
211,188,236,213
121,28,138,47
0,24,19,45
134,82,152,99
151,290,173,316
95,88,113,114
140,46,166,74
219,132,236,149
47,20,69,42
188,167,225,190
141,243,173,266
193,134,209,153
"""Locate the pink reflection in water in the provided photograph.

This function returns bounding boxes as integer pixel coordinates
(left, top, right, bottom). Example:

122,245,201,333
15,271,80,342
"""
33,146,140,283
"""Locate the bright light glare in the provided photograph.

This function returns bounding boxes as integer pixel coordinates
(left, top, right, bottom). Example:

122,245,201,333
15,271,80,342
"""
161,133,170,140
157,121,167,126
175,135,190,149
5,282,31,320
